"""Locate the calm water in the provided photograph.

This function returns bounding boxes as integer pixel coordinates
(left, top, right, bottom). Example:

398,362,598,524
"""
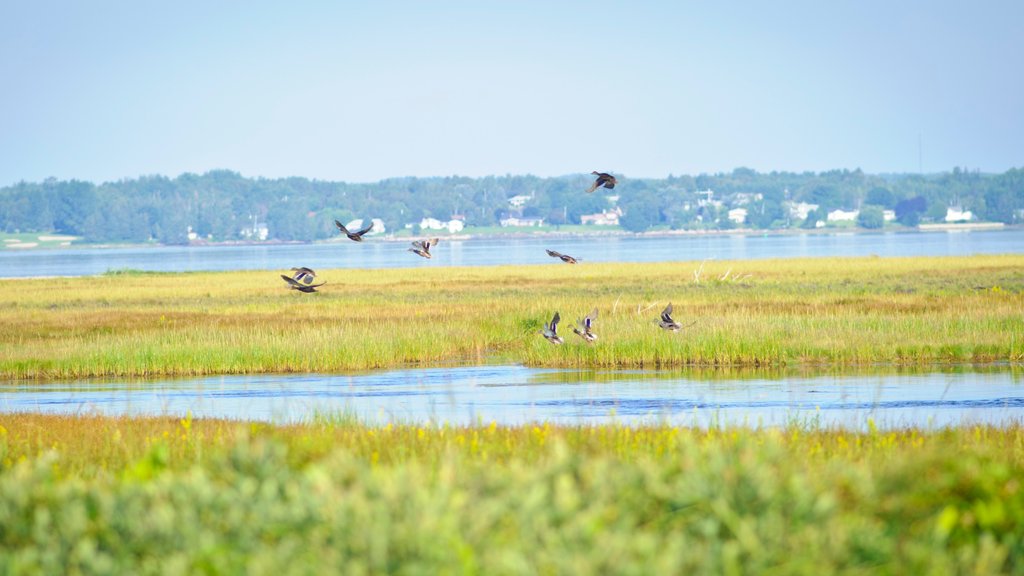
3,365,1021,429
1,228,1021,277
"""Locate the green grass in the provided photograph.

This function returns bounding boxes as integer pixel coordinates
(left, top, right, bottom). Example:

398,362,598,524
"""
1,414,1023,573
1,255,1022,378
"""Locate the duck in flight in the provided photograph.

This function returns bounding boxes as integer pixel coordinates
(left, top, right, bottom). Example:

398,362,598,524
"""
289,267,317,284
409,238,440,259
540,312,564,345
281,274,326,293
586,171,618,193
546,249,579,264
658,303,694,332
572,308,599,343
334,220,375,242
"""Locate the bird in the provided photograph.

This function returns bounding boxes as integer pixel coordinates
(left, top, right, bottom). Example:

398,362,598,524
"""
540,312,564,345
334,220,375,242
572,308,599,343
408,238,440,259
586,171,617,193
289,267,317,284
281,274,326,293
546,249,579,264
658,303,683,331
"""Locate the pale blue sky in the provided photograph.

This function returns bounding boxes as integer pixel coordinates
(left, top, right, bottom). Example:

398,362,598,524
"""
1,1,1021,186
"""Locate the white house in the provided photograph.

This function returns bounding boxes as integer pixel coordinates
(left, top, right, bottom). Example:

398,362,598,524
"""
507,194,533,208
827,209,859,222
420,217,446,230
733,193,763,206
883,210,896,222
787,201,819,221
727,207,748,224
500,216,545,227
415,217,464,233
945,207,973,222
580,208,622,226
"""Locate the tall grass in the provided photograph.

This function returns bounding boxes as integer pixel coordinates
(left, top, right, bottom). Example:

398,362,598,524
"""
1,255,1022,378
1,414,1023,573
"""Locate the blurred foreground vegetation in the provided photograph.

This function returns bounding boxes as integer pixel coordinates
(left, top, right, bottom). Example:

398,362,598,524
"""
1,414,1023,573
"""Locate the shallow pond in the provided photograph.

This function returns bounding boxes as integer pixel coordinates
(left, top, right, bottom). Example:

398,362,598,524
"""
2,365,1022,429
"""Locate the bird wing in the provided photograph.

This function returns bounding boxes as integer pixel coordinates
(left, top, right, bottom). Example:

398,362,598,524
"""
334,220,349,234
546,249,562,258
426,238,439,250
550,312,561,333
585,308,598,330
661,303,674,322
585,181,599,193
354,223,375,237
281,274,302,287
411,240,425,250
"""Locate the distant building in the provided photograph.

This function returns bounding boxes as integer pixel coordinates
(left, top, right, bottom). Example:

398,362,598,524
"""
945,207,973,222
787,201,819,221
827,209,859,222
507,194,533,208
580,207,622,226
420,217,464,233
500,216,545,227
727,207,748,224
733,193,763,206
883,210,896,222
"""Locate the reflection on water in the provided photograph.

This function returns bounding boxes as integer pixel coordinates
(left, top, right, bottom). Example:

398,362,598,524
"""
2,228,1022,278
2,365,1022,429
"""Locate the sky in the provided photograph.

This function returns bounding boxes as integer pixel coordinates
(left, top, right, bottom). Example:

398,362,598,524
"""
1,0,1021,186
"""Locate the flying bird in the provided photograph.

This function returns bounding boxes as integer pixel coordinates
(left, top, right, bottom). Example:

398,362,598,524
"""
572,308,599,343
408,238,440,259
289,267,317,284
540,312,565,345
658,303,684,331
281,274,326,293
586,172,618,193
334,220,375,242
546,249,579,264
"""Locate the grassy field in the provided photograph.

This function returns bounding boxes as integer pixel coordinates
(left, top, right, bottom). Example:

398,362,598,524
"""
1,255,1022,378
0,414,1022,573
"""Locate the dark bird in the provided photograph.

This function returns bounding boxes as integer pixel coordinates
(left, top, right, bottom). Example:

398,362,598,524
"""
289,267,317,284
586,171,617,193
658,303,683,331
408,238,440,259
281,274,326,293
546,249,579,264
572,308,599,343
540,312,565,345
334,220,375,242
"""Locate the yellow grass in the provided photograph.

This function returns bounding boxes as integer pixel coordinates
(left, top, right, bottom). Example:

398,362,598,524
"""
1,255,1021,378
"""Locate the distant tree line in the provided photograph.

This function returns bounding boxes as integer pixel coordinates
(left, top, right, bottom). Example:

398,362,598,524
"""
0,167,1020,243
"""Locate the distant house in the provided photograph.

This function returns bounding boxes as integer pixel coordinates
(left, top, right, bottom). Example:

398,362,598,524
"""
733,193,763,206
420,217,446,230
507,194,533,208
827,209,859,222
420,217,464,233
883,210,896,222
580,207,622,226
945,207,973,222
727,208,748,224
500,216,545,227
787,201,819,221
347,218,385,235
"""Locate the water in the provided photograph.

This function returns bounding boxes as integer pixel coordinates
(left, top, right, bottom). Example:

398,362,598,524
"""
2,228,1021,278
2,365,1021,429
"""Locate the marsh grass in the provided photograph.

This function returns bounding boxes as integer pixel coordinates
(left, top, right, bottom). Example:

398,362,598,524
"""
1,414,1024,573
1,255,1022,378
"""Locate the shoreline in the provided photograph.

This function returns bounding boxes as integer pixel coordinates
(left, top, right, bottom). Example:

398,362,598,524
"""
1,222,1015,252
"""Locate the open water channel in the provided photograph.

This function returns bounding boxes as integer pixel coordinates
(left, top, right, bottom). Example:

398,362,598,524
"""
3,365,1022,430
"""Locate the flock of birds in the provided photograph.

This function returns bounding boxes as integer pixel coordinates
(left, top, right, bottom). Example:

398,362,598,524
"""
279,171,685,343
